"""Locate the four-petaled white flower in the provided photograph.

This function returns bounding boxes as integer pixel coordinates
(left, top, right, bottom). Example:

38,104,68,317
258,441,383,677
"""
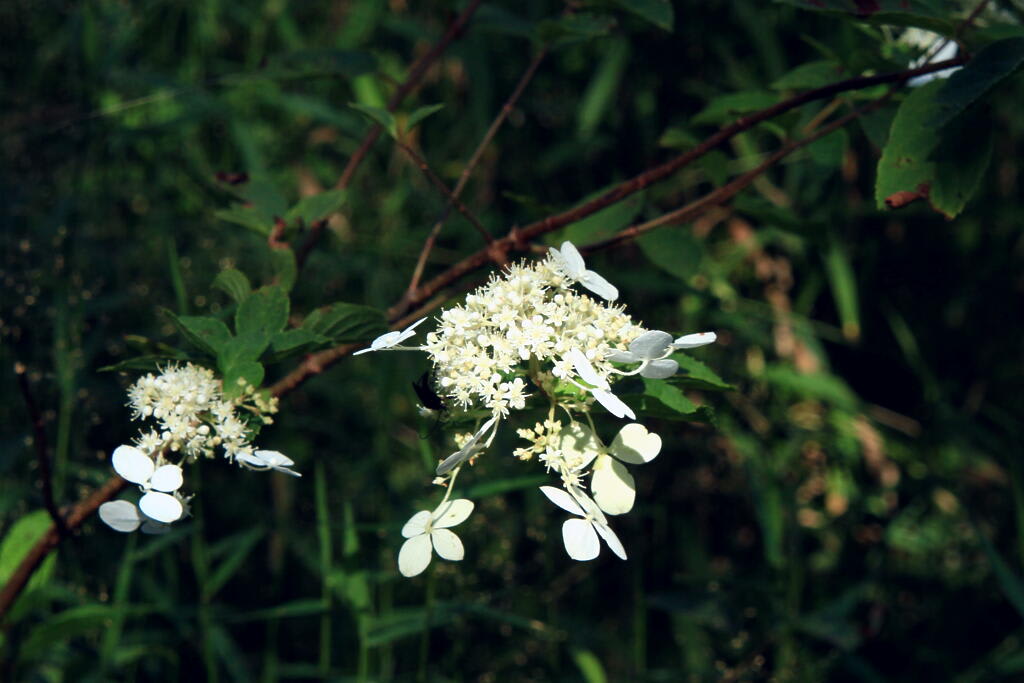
569,349,635,419
398,498,475,577
436,417,498,475
353,317,429,355
607,330,678,379
590,423,662,515
236,449,302,477
549,241,619,302
539,486,626,561
110,445,185,523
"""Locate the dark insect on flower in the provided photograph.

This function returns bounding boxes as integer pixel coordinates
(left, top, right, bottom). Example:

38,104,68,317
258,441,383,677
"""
412,371,446,412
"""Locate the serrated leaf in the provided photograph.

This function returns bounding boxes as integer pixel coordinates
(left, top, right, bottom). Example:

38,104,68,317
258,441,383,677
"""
213,206,273,236
692,91,778,126
562,188,645,245
930,37,1024,130
637,229,701,281
608,0,673,31
283,189,348,226
349,102,397,138
671,354,733,391
270,328,326,355
218,332,271,366
162,310,232,357
301,302,387,342
212,269,252,304
236,286,289,339
405,103,444,132
270,247,297,292
771,60,845,90
622,379,715,423
876,81,993,218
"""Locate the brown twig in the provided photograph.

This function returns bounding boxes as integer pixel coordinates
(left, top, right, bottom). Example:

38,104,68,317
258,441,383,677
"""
0,476,127,618
404,49,548,299
14,363,67,536
294,0,485,269
0,51,968,624
583,96,892,253
396,141,494,243
392,56,967,319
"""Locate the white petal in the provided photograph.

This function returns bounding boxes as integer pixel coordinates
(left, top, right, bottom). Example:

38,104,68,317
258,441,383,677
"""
396,317,429,343
606,349,638,363
401,510,432,538
630,331,674,358
432,498,474,528
594,521,628,560
539,486,585,516
111,445,155,485
430,528,465,561
255,450,294,467
271,464,302,477
591,454,636,515
398,534,433,577
554,241,585,276
578,271,619,302
673,331,717,349
562,518,600,561
436,417,496,475
569,486,608,525
569,349,608,389
370,330,402,350
140,520,171,535
139,491,184,523
592,388,636,420
558,421,601,470
236,451,269,469
610,423,662,464
148,464,184,492
98,500,142,533
640,359,679,379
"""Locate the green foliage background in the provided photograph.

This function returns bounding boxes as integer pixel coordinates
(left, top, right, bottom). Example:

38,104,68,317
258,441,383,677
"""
3,0,1024,680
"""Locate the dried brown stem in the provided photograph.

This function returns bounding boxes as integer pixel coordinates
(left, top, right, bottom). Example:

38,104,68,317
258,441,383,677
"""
14,363,66,536
294,0,484,268
404,49,548,299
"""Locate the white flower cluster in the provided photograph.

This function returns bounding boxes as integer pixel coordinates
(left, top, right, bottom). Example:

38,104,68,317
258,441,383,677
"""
357,242,717,577
99,362,296,535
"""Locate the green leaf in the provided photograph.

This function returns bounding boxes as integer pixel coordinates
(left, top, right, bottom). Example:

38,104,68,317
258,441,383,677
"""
283,189,348,226
221,360,265,397
571,649,608,683
205,528,265,600
98,354,192,373
538,13,616,47
236,285,289,339
405,103,444,132
562,189,645,245
0,511,56,600
761,364,858,409
229,178,289,225
349,102,397,138
623,379,715,422
637,229,701,281
162,310,232,356
270,328,325,355
212,269,252,305
18,605,152,662
262,48,377,79
774,0,958,35
657,126,700,149
932,37,1024,129
671,353,733,391
219,332,271,365
692,91,778,126
771,60,844,90
807,127,848,168
270,247,297,292
607,0,672,30
301,302,387,342
213,206,274,236
577,37,630,139
876,81,994,218
824,241,861,341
